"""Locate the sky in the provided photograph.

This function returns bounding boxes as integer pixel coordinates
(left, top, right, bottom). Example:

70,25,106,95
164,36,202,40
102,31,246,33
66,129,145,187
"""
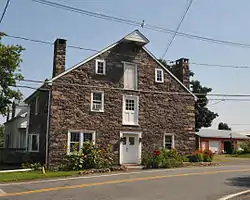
0,0,250,132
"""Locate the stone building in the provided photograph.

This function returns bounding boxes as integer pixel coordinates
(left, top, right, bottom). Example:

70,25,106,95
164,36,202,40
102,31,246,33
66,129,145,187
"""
25,30,196,168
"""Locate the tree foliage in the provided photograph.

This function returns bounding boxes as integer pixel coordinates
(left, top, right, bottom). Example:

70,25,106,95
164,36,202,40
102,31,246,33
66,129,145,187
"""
0,32,24,116
218,122,231,130
158,59,218,131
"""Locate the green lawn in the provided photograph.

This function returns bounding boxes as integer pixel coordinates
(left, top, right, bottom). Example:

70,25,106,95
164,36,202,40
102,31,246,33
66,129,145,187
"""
0,171,78,183
229,153,250,158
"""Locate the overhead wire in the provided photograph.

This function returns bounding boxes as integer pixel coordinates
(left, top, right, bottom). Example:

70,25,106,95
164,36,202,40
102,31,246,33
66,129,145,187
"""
0,0,10,25
30,0,250,49
162,0,193,58
4,34,250,69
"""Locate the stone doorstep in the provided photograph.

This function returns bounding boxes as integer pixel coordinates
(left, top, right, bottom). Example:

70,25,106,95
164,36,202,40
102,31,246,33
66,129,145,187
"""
121,164,144,170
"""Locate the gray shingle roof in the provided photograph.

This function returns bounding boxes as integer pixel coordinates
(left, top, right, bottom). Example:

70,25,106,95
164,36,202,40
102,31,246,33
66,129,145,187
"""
196,129,249,139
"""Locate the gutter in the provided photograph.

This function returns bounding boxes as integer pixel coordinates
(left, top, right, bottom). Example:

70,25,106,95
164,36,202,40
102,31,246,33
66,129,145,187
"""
45,87,52,168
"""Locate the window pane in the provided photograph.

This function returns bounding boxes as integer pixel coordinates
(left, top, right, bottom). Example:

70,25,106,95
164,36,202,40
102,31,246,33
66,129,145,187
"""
157,70,163,81
126,99,135,110
129,137,135,145
71,132,80,142
123,137,126,145
70,142,79,152
165,135,172,149
32,135,38,151
83,133,93,142
97,62,104,74
93,93,102,101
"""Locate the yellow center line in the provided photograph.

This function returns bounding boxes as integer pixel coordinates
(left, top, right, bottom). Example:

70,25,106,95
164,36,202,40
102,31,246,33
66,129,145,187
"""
1,168,250,197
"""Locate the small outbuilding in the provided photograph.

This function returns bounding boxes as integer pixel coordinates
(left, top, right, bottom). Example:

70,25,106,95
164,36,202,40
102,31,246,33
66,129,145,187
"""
196,129,249,154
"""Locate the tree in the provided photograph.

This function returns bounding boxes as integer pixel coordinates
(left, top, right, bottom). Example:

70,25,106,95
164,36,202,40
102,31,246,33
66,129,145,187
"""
158,59,218,131
0,32,24,116
218,122,231,130
0,124,4,147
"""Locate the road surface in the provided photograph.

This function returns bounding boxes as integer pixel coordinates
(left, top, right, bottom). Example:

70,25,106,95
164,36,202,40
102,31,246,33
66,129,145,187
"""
0,164,250,200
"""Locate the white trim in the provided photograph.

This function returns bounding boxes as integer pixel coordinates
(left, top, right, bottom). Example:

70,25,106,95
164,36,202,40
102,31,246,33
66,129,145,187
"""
91,91,104,112
123,30,149,44
142,46,197,100
95,59,106,75
119,131,142,165
155,68,164,83
163,133,175,149
28,133,39,152
122,95,139,126
67,130,96,154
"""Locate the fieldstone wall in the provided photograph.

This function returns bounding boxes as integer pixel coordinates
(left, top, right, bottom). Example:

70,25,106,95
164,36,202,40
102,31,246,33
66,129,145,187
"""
48,42,196,169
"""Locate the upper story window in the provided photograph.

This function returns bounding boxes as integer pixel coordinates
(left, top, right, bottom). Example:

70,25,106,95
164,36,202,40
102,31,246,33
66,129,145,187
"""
91,91,104,112
95,59,106,75
155,68,164,83
35,95,39,115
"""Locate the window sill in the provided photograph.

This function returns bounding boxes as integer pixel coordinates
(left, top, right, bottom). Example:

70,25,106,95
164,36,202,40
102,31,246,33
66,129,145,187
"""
95,73,106,75
122,123,140,127
91,110,104,113
155,81,164,83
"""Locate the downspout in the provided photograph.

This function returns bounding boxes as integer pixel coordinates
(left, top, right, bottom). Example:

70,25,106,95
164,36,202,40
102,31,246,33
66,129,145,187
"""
45,87,52,168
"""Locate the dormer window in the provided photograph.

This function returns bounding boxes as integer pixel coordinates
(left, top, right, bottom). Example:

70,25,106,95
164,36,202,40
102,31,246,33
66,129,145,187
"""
155,68,164,83
95,59,106,75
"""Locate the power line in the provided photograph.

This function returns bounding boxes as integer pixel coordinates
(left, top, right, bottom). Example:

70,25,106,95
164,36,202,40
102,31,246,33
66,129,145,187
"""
31,0,250,49
162,0,193,58
5,34,250,69
0,0,10,25
207,100,225,106
14,78,250,97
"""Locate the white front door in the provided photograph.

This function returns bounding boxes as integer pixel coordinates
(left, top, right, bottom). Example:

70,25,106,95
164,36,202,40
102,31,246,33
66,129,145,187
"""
123,95,139,125
122,134,139,164
124,63,137,90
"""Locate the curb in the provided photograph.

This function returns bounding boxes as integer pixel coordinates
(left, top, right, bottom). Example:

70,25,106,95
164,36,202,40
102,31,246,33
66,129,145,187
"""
219,190,250,200
0,168,32,173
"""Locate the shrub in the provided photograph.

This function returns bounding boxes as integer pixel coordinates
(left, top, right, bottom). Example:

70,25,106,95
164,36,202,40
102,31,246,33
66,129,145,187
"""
240,141,250,153
22,162,42,170
60,142,114,171
189,150,203,162
203,150,213,162
142,149,183,169
181,155,189,162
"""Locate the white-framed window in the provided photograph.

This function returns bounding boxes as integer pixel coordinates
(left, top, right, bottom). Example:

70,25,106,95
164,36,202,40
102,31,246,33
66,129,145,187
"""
28,134,39,152
91,91,104,112
164,134,174,150
67,131,96,153
35,95,39,115
155,68,164,83
122,95,139,125
95,59,106,75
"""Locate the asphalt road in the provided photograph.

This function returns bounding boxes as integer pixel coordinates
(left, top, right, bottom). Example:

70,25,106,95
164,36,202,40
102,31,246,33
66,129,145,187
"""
1,164,250,200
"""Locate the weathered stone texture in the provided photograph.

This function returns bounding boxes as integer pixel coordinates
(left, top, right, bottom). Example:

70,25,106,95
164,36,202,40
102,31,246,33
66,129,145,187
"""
47,42,196,168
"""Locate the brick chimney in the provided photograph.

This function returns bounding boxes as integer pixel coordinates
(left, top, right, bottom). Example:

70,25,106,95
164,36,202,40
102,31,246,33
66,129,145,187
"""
52,38,66,78
174,58,190,89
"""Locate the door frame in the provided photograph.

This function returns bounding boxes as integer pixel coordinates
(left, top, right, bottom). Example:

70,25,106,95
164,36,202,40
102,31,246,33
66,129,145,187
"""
119,131,142,164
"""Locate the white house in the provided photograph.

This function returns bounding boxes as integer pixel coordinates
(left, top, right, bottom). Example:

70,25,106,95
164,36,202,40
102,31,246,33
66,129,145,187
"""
4,102,28,149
